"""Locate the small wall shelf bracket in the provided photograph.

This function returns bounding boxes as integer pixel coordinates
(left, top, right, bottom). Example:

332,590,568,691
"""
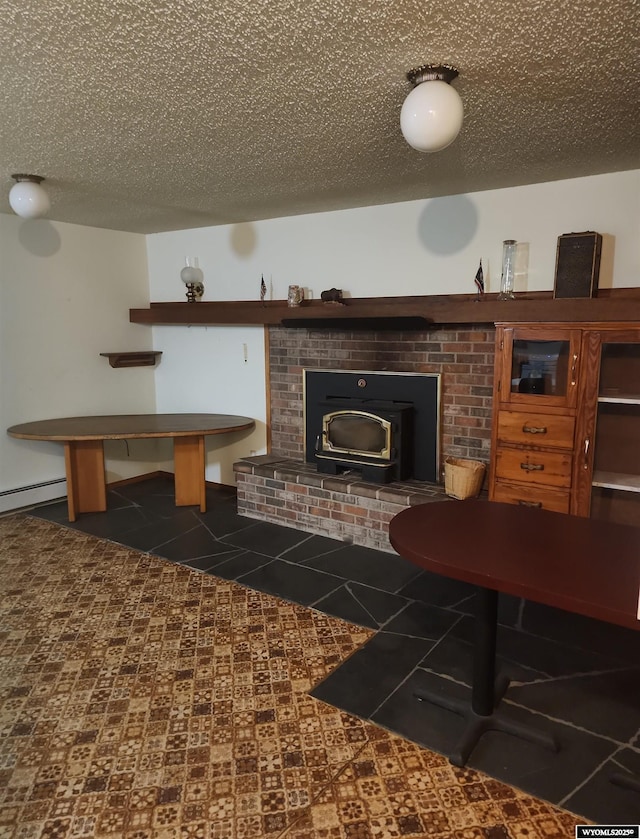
100,351,162,368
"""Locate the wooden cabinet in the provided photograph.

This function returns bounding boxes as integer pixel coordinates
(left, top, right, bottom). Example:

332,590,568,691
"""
494,326,582,410
489,322,640,526
495,409,576,449
490,325,579,514
573,328,640,526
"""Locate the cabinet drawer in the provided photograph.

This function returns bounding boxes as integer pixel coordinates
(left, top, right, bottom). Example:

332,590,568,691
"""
492,481,571,514
494,447,573,487
497,411,575,448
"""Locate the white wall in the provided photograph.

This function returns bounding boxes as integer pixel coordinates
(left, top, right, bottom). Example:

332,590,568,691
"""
147,170,640,482
0,213,157,508
145,317,268,484
148,171,639,305
3,171,636,504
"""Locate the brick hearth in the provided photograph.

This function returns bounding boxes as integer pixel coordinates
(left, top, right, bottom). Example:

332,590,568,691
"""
234,323,496,551
234,454,448,553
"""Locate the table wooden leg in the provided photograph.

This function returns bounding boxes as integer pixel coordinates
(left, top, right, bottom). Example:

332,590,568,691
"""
64,440,107,522
173,436,206,512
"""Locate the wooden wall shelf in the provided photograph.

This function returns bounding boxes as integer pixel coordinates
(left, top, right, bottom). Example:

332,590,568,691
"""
100,351,162,368
129,289,640,328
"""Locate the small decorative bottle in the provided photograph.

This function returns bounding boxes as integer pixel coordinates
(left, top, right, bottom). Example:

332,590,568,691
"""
498,240,517,300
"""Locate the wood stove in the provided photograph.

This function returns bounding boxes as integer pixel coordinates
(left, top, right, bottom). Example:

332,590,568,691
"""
304,370,440,483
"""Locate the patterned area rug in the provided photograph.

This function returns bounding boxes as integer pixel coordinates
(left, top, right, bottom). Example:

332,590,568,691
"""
0,515,581,838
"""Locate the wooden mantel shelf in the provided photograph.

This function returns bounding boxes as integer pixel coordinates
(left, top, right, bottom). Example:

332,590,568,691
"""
130,289,640,327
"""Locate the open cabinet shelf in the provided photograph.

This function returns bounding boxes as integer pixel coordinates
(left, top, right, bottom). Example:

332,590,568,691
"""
592,471,640,493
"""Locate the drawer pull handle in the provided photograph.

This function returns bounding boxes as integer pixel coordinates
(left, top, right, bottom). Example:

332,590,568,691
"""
520,463,544,472
518,500,542,508
522,425,547,434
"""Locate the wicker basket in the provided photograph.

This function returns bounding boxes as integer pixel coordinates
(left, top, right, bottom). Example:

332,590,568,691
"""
444,457,486,500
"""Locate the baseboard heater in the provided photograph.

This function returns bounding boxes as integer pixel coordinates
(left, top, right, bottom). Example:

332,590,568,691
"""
0,478,67,514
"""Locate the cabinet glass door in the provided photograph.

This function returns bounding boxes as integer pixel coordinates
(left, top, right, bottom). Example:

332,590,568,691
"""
501,328,581,408
589,341,640,526
510,340,570,396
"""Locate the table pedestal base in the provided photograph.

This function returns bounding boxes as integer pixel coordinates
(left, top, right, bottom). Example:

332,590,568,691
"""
414,676,558,767
415,587,558,767
62,436,208,521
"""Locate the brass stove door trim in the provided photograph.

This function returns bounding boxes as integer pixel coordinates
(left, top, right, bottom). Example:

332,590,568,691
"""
322,410,392,460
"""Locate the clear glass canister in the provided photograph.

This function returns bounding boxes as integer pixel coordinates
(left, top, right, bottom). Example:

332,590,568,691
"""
498,239,517,300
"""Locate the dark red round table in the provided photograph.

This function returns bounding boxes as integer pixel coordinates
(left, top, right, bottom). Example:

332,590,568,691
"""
389,498,640,767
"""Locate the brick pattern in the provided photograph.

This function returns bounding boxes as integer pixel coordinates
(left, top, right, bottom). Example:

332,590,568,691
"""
268,324,496,469
235,457,448,553
237,325,496,549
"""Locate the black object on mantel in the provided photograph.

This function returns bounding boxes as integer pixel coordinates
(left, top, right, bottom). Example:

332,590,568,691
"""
553,231,602,299
281,316,431,330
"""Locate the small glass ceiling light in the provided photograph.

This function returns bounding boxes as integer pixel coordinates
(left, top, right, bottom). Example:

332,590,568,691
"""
400,64,464,153
9,174,51,219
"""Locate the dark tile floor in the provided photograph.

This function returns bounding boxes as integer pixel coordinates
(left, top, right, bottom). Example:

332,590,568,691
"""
29,475,640,825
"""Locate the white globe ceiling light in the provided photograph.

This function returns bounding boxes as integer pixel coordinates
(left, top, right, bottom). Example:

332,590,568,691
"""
9,174,50,219
400,65,463,153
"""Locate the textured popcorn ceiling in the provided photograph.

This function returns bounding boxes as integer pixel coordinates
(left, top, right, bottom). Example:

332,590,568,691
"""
1,0,638,233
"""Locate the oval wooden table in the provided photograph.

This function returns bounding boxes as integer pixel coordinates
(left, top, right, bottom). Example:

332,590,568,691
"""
7,414,255,521
389,498,640,768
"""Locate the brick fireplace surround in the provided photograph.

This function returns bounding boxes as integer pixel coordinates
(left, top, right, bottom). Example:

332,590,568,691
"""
234,323,496,552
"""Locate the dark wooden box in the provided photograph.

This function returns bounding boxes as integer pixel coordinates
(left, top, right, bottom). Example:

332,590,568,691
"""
553,232,602,299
